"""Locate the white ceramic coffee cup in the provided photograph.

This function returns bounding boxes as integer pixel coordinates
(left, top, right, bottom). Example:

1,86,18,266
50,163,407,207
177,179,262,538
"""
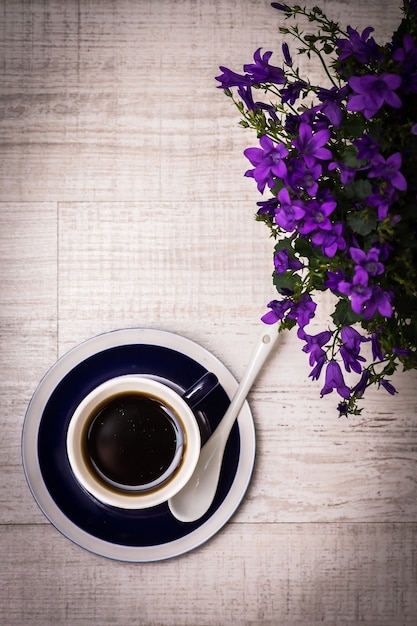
66,375,208,509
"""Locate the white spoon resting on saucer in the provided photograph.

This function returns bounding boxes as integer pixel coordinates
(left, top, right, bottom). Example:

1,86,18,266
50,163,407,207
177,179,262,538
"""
168,324,280,523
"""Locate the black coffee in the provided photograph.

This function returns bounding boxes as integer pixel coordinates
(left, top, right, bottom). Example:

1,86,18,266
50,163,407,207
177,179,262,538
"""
85,392,182,491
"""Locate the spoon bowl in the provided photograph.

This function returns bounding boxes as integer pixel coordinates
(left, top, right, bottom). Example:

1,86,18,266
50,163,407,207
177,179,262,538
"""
168,324,280,522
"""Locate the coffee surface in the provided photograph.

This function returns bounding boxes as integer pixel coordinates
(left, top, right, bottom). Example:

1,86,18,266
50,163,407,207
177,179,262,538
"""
86,393,180,489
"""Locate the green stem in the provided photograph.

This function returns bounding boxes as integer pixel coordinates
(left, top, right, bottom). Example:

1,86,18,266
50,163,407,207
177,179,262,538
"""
314,48,339,88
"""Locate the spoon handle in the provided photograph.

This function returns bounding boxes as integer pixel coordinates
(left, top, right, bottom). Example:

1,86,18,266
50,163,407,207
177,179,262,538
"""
210,324,280,445
168,324,280,522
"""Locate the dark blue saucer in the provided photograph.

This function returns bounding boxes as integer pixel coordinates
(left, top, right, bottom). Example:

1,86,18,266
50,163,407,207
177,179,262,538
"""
22,328,255,561
37,343,239,546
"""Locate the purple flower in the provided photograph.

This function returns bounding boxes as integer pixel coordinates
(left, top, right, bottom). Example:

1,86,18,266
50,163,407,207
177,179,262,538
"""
271,2,291,11
244,48,286,85
349,247,384,276
317,86,348,128
378,242,393,262
328,160,357,185
215,67,252,89
280,80,308,105
244,136,289,193
325,268,346,291
287,292,316,328
236,85,257,111
311,222,346,257
339,271,393,319
341,326,370,353
393,347,412,357
337,402,349,416
362,285,393,319
282,42,292,67
393,33,417,63
298,104,323,127
300,329,332,366
274,249,303,274
340,326,368,373
338,269,372,314
320,361,351,399
261,299,292,324
292,122,332,168
392,34,417,92
336,26,379,64
274,188,306,231
352,369,370,397
371,332,384,360
366,185,397,220
309,355,327,381
256,197,279,219
285,158,322,196
340,347,365,374
236,87,279,119
284,112,301,136
380,379,397,395
299,198,337,235
347,73,402,120
368,152,407,191
353,134,380,161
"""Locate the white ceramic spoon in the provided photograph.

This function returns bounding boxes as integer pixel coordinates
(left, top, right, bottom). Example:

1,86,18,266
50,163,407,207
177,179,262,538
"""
168,324,280,522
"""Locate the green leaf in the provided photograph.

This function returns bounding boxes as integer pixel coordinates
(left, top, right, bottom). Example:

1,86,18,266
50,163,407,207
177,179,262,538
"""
310,272,327,290
269,178,286,196
273,237,293,252
345,179,373,201
342,116,367,138
331,298,362,327
342,145,367,169
294,236,314,259
273,270,302,294
280,317,297,332
347,210,378,236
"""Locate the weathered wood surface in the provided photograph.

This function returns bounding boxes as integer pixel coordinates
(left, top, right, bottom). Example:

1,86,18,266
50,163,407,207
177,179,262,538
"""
1,1,416,624
2,523,416,626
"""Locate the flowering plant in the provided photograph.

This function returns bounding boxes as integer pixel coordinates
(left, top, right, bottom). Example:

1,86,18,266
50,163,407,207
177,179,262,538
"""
216,1,417,416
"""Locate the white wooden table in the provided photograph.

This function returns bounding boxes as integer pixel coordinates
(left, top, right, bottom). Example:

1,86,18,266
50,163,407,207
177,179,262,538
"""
1,1,416,624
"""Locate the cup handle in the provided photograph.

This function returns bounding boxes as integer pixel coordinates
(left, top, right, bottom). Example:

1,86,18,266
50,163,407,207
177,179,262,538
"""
182,372,219,409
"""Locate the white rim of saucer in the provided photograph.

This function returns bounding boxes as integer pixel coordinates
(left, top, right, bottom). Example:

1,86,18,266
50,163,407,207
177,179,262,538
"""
22,328,256,562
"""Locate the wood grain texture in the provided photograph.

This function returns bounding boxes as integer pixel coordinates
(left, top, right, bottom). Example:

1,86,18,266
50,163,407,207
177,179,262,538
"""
0,203,57,524
1,522,416,626
57,200,273,352
0,0,402,203
1,0,416,624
